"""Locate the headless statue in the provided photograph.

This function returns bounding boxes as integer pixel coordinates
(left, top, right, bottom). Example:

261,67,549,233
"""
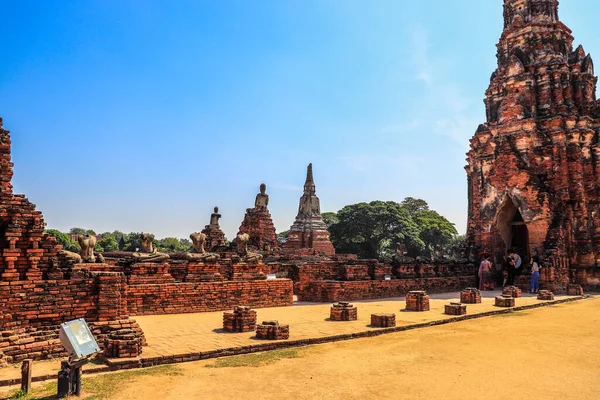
210,207,221,227
254,183,269,211
236,233,262,263
58,249,82,265
77,234,98,263
186,232,220,262
132,232,170,263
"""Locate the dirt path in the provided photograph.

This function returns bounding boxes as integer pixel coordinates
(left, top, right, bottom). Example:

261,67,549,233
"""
102,297,600,400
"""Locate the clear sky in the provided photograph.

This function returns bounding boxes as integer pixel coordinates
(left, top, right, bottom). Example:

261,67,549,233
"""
1,0,598,239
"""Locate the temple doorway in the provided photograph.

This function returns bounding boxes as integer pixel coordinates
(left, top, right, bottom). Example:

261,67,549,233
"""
495,196,530,260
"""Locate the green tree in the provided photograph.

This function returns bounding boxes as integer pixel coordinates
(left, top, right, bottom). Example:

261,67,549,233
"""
401,197,430,215
413,209,458,255
157,237,188,253
69,227,96,236
45,229,81,252
321,212,339,228
328,201,424,258
97,236,119,252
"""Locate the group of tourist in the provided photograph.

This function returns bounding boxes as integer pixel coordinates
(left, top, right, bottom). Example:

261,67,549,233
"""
477,250,541,294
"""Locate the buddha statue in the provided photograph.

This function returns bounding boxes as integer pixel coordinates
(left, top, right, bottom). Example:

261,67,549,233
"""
186,232,220,262
236,233,262,263
131,232,170,263
254,183,269,211
210,207,222,227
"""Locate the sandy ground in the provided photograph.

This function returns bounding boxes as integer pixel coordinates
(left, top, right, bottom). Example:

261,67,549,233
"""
102,297,600,400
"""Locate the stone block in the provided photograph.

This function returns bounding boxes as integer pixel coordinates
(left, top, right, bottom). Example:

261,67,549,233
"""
222,306,257,332
330,302,358,321
406,291,430,311
537,290,554,300
370,313,396,327
495,295,515,307
502,286,522,298
460,287,482,304
444,302,467,315
255,320,289,340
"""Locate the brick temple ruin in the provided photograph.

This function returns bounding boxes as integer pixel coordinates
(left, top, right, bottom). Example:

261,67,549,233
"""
466,0,600,289
2,0,598,367
0,119,478,364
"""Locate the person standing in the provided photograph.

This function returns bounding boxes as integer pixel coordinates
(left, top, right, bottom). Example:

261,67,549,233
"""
509,251,522,285
530,258,540,293
478,255,492,290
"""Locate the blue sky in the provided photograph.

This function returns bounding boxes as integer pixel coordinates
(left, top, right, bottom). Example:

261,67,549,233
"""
1,1,598,239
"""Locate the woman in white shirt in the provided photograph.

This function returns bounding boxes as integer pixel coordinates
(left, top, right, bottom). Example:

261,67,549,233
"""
529,258,540,294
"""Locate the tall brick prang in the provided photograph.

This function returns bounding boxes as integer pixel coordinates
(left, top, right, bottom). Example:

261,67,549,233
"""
283,164,335,255
466,0,600,285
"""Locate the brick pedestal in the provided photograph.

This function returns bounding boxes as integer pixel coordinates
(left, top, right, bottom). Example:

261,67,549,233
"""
370,313,396,327
444,302,467,315
537,290,555,301
502,286,522,298
255,320,289,340
566,284,584,296
330,302,358,321
222,306,257,332
406,291,430,311
495,295,515,307
91,320,146,358
460,288,482,304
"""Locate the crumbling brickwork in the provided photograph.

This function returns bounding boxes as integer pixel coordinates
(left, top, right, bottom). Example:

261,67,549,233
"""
537,290,555,300
329,302,358,321
126,279,293,315
255,321,289,340
495,295,515,307
444,303,467,316
466,0,600,288
222,306,257,332
460,288,482,304
370,313,396,328
502,286,523,298
406,291,430,312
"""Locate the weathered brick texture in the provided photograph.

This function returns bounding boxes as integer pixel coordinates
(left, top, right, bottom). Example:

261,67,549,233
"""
495,295,515,307
127,279,293,315
370,313,396,328
444,303,467,316
466,0,600,288
255,321,289,340
406,291,430,312
460,288,482,304
329,302,358,321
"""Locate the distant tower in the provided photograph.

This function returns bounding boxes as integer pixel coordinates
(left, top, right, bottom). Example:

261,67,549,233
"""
283,164,335,255
466,0,600,285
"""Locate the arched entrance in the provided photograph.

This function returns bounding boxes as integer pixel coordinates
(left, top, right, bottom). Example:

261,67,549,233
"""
495,196,530,260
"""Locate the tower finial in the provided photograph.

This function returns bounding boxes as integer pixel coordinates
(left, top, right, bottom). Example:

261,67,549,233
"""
304,163,316,194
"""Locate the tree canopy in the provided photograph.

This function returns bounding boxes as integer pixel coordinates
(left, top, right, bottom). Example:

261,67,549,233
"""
326,198,458,259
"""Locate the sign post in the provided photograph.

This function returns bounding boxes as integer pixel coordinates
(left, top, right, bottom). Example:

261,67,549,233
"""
57,318,100,398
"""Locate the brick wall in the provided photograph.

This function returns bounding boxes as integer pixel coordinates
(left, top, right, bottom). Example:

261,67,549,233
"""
126,279,294,315
298,277,476,302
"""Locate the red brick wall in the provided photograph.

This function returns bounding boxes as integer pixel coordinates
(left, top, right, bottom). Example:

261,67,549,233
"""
298,277,475,302
126,279,294,315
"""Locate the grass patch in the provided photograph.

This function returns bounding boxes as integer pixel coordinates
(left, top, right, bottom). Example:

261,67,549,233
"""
5,365,183,400
205,348,307,368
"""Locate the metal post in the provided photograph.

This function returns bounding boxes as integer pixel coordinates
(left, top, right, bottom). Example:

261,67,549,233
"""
20,359,32,394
